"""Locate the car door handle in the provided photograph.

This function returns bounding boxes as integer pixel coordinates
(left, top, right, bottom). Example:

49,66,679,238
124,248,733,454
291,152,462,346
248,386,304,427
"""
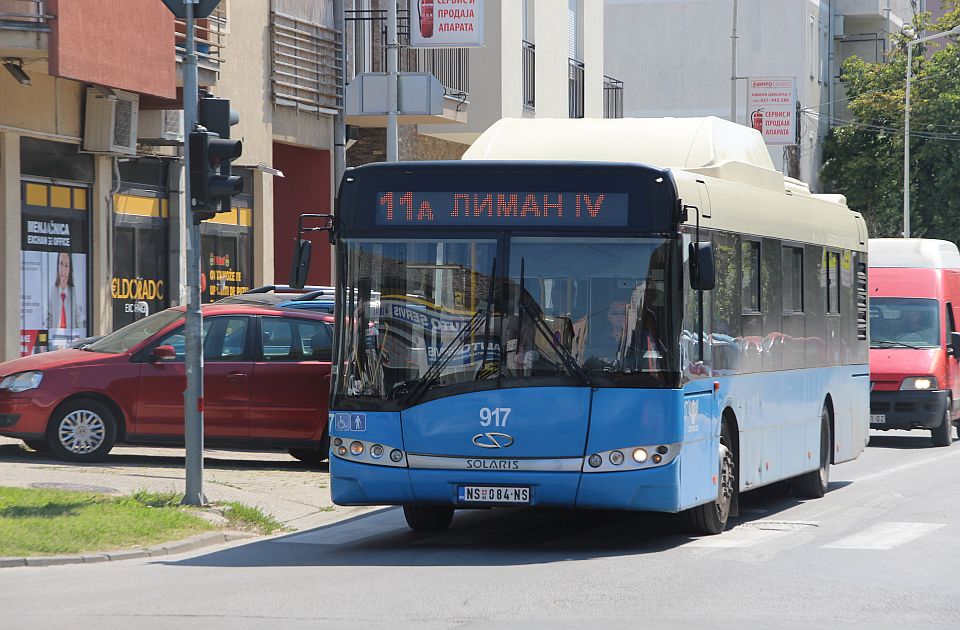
226,372,247,381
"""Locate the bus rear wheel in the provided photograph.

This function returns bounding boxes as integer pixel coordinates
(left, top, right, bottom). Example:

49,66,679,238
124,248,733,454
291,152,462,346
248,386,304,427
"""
684,422,735,535
795,407,831,498
403,505,455,531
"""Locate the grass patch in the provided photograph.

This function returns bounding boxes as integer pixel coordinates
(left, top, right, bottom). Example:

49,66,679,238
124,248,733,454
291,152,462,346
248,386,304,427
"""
0,486,214,557
216,501,289,535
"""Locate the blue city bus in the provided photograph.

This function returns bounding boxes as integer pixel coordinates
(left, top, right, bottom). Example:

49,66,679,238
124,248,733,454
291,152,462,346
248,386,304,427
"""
324,122,870,534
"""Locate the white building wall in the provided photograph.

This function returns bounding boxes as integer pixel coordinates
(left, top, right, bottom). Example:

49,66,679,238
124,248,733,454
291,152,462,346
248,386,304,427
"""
605,0,911,191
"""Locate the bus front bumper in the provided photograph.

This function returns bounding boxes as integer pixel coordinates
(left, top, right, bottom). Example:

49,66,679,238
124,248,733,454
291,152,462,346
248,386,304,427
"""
330,456,682,513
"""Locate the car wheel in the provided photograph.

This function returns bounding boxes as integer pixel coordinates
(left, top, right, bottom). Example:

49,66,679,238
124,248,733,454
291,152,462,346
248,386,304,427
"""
931,406,953,447
795,407,831,498
684,421,735,535
22,439,49,453
403,505,455,532
47,398,117,463
288,433,330,465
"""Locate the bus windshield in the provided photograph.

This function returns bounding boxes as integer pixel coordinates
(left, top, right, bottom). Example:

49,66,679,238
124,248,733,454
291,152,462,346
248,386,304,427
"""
333,237,677,409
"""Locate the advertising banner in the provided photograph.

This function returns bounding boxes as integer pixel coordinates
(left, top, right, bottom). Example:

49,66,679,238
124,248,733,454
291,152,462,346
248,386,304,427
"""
747,77,798,146
20,210,89,354
409,0,484,48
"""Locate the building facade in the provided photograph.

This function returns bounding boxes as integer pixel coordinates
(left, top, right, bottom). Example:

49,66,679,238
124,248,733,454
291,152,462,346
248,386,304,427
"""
0,0,340,362
604,0,924,190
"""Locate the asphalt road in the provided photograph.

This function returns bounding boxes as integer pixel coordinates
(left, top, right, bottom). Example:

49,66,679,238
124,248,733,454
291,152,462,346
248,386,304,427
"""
1,429,958,629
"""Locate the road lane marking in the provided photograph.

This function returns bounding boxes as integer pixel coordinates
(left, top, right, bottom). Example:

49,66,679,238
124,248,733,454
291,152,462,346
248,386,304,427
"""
276,508,404,545
821,521,945,550
841,447,960,486
684,527,790,548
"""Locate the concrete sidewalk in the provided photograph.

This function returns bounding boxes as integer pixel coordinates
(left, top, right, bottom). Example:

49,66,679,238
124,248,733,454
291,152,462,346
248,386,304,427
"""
0,437,376,532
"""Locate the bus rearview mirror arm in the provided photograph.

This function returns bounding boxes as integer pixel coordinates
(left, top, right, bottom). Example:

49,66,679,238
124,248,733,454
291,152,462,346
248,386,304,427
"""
289,213,336,289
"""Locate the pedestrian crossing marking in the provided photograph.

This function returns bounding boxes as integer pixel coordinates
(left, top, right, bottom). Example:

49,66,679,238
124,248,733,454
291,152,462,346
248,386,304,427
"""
821,521,945,550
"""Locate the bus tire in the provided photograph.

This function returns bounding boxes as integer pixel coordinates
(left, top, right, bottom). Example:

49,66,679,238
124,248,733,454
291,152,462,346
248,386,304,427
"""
403,505,455,531
684,422,735,535
931,405,953,448
795,407,831,498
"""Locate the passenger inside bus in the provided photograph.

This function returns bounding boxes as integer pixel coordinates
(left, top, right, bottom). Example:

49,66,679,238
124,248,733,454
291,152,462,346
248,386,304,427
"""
583,283,664,374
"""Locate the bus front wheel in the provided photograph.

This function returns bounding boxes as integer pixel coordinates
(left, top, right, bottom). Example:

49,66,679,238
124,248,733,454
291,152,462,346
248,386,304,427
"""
403,505,455,531
684,422,735,535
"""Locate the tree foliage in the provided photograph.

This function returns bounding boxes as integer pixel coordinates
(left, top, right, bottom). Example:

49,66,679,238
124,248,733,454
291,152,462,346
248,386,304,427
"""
821,3,960,242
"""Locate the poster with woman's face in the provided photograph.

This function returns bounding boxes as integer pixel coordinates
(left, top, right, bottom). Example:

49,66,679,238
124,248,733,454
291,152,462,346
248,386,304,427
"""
20,209,89,355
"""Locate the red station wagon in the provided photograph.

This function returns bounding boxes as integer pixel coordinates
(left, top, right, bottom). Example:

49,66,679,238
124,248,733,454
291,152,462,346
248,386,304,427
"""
0,303,333,463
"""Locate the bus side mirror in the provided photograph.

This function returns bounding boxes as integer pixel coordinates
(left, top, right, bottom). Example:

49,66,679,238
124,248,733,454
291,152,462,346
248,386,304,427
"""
689,241,716,291
289,239,312,290
950,331,960,358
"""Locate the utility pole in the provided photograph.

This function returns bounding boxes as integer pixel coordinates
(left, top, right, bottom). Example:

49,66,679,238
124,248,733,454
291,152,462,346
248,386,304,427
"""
730,0,738,123
182,0,206,506
903,25,960,238
387,0,399,162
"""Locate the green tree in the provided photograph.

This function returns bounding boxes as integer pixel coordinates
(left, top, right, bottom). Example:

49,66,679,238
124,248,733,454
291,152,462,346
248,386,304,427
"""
821,3,960,242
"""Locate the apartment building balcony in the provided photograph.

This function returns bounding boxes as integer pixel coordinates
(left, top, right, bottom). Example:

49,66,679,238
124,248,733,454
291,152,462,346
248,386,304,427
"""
603,75,623,119
569,58,584,119
175,5,227,87
344,9,469,127
0,1,50,59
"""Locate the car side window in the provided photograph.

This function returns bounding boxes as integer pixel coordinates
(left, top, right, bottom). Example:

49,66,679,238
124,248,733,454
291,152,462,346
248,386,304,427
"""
154,317,248,362
296,319,332,360
205,317,249,362
261,317,296,361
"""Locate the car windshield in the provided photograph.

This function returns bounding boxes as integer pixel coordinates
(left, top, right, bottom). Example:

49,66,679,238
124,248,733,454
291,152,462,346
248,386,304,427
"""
86,309,183,354
869,297,940,348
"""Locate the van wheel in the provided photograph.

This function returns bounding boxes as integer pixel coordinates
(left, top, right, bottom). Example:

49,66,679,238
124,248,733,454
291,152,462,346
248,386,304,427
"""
403,505,455,531
931,407,953,447
684,422,735,535
795,407,831,498
289,433,331,465
47,398,117,463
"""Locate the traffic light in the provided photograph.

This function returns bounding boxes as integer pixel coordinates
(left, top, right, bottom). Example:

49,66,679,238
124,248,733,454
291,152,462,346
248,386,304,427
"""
189,96,242,223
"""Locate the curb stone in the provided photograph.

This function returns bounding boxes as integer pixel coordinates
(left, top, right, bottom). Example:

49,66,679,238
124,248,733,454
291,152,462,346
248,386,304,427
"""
0,530,253,569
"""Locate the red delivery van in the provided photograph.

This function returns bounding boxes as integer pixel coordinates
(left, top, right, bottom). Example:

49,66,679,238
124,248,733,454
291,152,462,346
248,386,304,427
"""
869,238,960,446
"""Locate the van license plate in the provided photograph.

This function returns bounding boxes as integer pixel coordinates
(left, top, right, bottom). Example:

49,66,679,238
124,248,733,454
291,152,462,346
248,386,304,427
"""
458,486,530,504
870,414,886,424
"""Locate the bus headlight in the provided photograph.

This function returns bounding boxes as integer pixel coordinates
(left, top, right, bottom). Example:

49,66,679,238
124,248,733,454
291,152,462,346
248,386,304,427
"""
609,450,624,465
389,449,404,463
370,444,384,459
588,454,602,468
632,448,648,463
901,376,937,390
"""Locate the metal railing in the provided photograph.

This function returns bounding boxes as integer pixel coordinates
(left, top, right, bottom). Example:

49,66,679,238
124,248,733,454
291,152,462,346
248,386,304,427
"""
603,75,624,119
0,0,50,31
346,9,470,100
270,10,341,114
175,5,227,71
568,58,584,119
522,40,535,111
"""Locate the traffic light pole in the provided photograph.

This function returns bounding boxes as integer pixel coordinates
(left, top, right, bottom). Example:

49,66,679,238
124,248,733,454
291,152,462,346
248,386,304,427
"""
182,0,206,506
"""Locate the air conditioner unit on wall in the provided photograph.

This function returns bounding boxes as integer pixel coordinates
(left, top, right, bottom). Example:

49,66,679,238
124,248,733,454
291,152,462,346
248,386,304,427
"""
137,109,183,144
82,87,140,155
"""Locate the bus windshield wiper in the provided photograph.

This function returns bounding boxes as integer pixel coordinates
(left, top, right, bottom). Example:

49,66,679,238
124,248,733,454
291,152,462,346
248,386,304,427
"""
403,257,497,406
517,258,590,386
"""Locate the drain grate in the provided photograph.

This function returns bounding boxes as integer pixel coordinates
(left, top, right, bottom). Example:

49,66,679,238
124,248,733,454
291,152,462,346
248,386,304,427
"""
31,482,119,494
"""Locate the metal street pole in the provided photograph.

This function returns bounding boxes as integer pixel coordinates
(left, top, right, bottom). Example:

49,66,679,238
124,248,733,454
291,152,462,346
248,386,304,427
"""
731,0,738,123
182,0,206,506
903,25,960,238
386,0,398,162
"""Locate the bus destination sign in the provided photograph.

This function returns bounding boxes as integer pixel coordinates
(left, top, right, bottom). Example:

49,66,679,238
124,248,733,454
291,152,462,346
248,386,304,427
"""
376,191,629,227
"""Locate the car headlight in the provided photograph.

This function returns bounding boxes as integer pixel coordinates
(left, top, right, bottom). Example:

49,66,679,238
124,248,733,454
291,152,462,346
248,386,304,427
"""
0,371,43,393
900,376,938,390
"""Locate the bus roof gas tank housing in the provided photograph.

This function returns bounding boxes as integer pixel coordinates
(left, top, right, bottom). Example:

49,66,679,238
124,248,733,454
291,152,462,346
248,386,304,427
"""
464,117,786,193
